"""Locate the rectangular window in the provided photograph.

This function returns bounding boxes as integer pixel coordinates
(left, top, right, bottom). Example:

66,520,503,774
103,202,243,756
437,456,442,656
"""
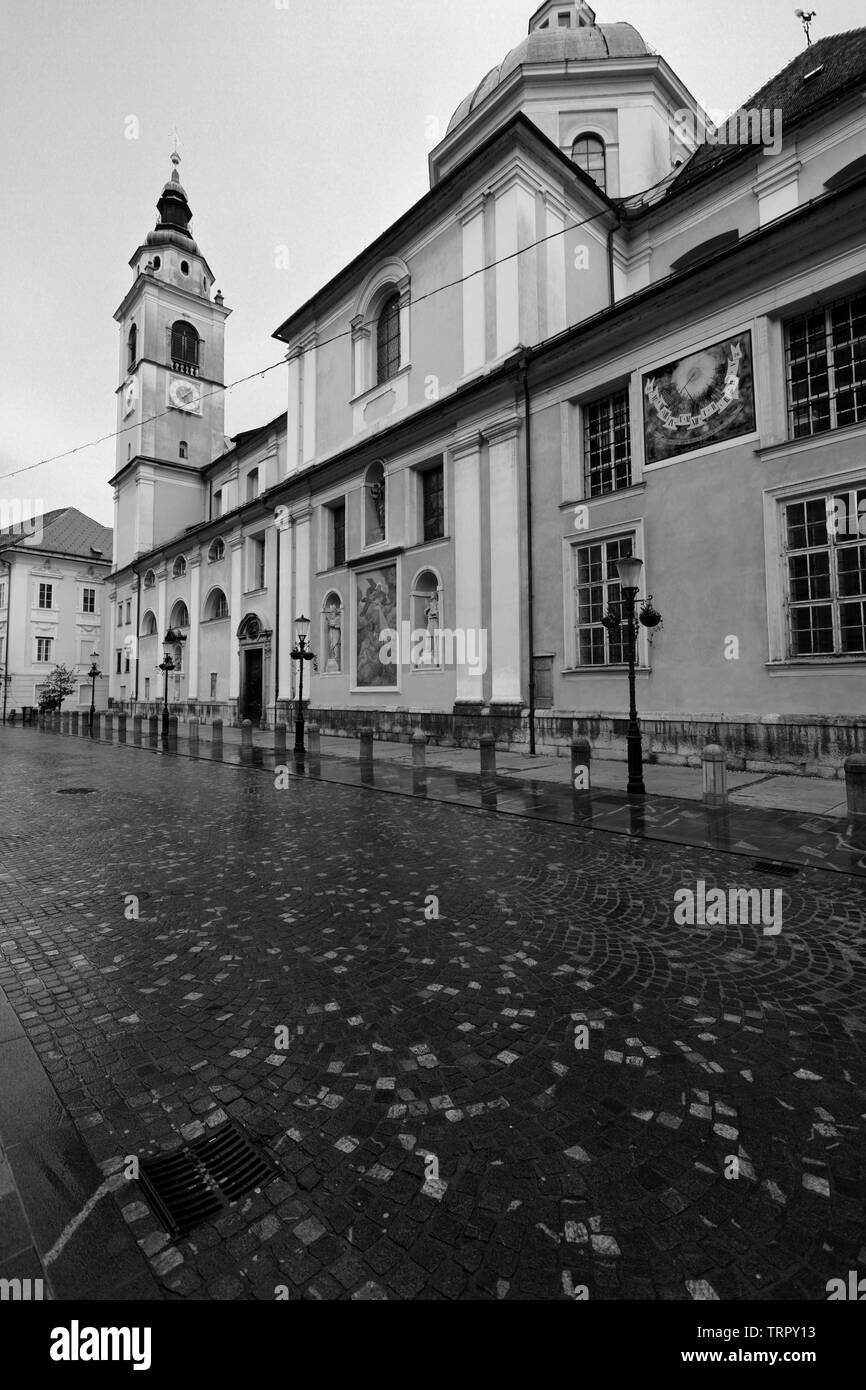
82,587,96,614
785,291,866,438
213,489,223,518
124,652,131,673
573,535,635,666
249,536,266,590
210,672,218,699
78,683,90,707
118,603,123,626
0,580,7,608
783,486,866,656
116,650,122,674
332,503,346,568
246,469,259,502
125,600,131,624
422,464,445,542
38,582,53,609
583,390,632,497
36,637,53,663
533,656,555,708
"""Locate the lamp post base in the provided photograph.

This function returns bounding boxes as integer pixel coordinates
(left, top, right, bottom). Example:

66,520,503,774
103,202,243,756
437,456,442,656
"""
626,731,645,797
294,720,305,756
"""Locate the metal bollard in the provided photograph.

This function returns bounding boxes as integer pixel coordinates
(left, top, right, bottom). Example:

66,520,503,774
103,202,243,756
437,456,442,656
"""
359,728,374,768
571,736,591,793
844,754,866,819
133,715,142,747
412,729,427,770
117,713,127,744
307,723,320,758
702,744,728,808
148,715,159,746
189,717,200,753
104,713,114,742
480,733,496,787
212,718,224,755
168,715,179,747
241,720,253,753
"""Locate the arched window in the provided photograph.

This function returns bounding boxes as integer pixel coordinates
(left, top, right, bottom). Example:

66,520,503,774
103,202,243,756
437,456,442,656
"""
571,134,607,193
172,555,187,577
140,610,158,637
321,592,343,673
143,570,156,589
204,588,229,621
411,570,443,668
376,292,401,384
170,600,189,629
364,461,387,546
171,320,199,371
179,440,188,459
208,538,225,562
127,324,137,372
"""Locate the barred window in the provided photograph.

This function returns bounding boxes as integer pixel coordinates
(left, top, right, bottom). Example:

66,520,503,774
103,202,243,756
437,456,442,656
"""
583,391,631,496
422,464,445,542
171,320,199,371
376,293,401,385
784,486,866,656
573,535,634,666
785,291,866,438
332,503,346,568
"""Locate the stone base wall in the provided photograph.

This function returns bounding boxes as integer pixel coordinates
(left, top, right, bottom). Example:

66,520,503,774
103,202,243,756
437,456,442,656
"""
306,707,866,778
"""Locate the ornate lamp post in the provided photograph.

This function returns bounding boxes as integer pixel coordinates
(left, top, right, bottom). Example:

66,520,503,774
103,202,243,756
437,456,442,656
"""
88,651,102,735
601,555,663,797
158,636,176,739
290,615,316,755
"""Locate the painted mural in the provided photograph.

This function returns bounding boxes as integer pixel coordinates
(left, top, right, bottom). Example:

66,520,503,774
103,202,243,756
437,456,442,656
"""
642,331,756,463
355,565,398,688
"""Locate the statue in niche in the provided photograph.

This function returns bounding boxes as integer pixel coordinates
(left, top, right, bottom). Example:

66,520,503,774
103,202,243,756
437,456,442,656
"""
370,478,386,539
325,600,342,672
423,591,439,665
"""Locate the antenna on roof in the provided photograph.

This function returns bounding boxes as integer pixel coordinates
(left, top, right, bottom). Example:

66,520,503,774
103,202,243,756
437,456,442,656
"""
794,9,816,46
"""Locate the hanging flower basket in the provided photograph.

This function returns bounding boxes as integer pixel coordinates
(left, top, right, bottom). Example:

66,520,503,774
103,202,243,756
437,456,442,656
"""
639,603,662,628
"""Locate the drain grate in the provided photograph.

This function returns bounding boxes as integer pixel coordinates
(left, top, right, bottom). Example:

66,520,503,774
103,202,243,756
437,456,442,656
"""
751,860,800,878
138,1119,279,1239
55,787,97,796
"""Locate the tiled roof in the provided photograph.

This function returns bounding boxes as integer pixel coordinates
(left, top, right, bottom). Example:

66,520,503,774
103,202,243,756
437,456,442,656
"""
0,506,113,560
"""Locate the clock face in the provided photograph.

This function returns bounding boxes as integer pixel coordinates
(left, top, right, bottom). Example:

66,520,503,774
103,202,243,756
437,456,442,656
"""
169,378,201,412
123,380,137,417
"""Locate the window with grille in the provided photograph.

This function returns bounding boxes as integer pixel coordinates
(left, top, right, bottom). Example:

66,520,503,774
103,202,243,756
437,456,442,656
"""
376,293,401,385
332,503,346,568
785,291,866,438
82,587,96,614
422,464,445,542
171,320,199,372
533,656,555,708
571,135,606,193
116,650,122,674
783,486,866,656
127,324,137,372
38,583,53,609
573,535,634,665
36,637,53,663
583,391,631,496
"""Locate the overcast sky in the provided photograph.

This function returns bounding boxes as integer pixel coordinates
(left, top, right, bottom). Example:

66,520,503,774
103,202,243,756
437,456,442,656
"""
2,0,862,528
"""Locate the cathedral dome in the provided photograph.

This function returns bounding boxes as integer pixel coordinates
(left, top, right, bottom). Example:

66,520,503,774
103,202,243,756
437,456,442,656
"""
146,153,200,254
447,12,650,134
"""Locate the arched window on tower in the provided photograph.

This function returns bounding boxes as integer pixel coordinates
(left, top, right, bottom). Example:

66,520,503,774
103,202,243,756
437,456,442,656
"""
571,134,607,194
171,320,199,374
127,324,137,372
376,292,401,385
179,440,188,459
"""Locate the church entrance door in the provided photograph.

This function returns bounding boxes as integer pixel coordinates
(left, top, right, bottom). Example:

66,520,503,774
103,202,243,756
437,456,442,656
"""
242,649,263,724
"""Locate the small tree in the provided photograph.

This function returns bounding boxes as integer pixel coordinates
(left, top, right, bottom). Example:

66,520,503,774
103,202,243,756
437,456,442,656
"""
37,663,78,712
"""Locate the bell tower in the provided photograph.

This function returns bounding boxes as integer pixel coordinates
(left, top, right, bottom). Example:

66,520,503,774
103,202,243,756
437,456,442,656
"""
111,148,231,568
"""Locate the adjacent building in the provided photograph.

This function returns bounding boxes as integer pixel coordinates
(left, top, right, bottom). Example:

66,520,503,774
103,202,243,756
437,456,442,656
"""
108,0,866,773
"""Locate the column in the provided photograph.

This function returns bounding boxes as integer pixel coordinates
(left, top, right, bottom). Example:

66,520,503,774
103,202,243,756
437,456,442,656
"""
397,275,412,370
155,569,167,640
229,535,243,703
450,433,484,706
286,346,302,474
278,516,294,703
188,555,201,701
301,332,317,466
293,507,312,623
351,316,369,397
543,191,567,339
461,194,486,375
495,185,520,357
485,418,523,706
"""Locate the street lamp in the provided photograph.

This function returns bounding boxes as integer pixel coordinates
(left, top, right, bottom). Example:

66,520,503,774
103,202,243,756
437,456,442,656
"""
601,555,663,797
290,615,316,755
158,636,176,739
87,651,102,736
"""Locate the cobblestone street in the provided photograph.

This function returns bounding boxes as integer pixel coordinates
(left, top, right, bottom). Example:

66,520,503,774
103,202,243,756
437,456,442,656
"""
1,727,865,1302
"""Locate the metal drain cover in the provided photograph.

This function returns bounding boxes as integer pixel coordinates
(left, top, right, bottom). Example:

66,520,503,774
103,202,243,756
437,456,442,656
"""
752,860,800,877
55,788,97,796
138,1119,279,1238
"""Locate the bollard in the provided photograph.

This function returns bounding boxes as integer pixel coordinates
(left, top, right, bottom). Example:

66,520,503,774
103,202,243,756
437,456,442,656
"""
189,717,200,753
571,736,592,793
274,722,287,759
70,712,79,736
307,723,321,758
80,712,89,737
480,733,496,788
117,713,127,744
60,712,68,735
412,730,427,770
702,744,728,808
844,754,866,819
212,718,224,755
241,720,253,753
133,715,142,747
359,728,374,768
168,715,178,747
148,715,159,746
104,713,113,742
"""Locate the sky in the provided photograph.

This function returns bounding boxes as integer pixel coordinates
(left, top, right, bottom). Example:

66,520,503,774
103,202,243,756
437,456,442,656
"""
1,0,863,528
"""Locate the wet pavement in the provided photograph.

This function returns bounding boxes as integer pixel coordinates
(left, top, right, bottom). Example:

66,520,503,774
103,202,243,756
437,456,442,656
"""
0,723,865,1301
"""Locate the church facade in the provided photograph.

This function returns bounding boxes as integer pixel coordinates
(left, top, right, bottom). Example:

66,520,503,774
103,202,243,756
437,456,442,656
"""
108,0,866,773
